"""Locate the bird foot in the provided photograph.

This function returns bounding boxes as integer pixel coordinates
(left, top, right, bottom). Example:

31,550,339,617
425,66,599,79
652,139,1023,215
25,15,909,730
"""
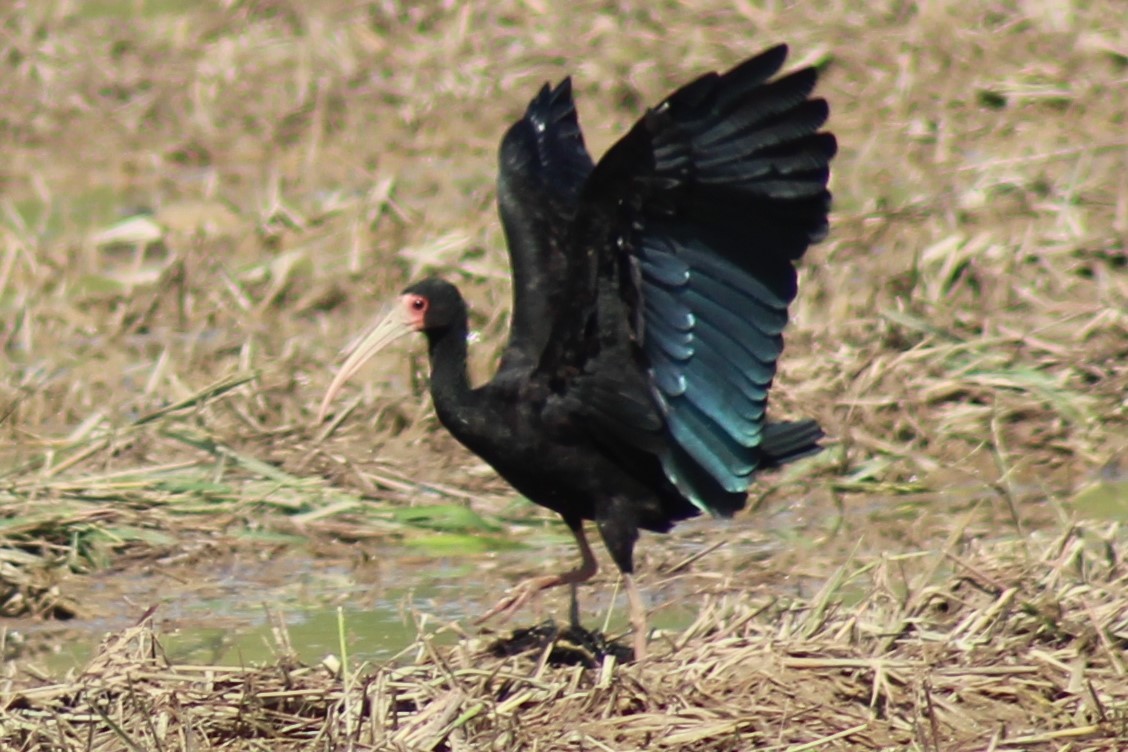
474,574,565,625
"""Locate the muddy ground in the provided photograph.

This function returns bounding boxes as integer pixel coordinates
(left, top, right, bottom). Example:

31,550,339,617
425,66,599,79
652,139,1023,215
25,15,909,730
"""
1,1,1126,749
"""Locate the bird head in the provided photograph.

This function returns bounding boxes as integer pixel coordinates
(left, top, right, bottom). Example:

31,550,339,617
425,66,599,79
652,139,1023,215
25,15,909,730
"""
316,277,466,422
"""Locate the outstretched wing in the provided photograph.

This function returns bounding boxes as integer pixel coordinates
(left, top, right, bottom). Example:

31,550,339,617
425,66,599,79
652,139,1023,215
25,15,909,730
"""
540,44,835,513
496,78,595,373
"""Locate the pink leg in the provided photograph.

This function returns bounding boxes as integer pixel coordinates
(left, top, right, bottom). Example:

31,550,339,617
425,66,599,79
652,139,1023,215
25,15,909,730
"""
476,523,599,624
622,572,649,660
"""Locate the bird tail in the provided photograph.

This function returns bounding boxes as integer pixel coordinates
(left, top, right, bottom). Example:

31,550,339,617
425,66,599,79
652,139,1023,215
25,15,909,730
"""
760,419,824,466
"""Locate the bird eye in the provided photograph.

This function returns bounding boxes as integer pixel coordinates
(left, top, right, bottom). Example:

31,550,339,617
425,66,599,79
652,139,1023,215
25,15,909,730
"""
410,296,427,312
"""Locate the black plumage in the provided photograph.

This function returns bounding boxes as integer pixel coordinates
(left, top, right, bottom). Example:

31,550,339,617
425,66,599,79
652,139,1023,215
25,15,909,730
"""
319,44,835,658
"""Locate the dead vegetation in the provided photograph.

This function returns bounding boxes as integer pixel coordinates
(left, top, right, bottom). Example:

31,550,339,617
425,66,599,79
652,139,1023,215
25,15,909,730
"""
4,524,1128,750
1,0,1126,749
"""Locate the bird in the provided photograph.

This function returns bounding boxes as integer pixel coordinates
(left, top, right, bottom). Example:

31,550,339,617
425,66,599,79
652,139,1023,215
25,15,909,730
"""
318,44,835,659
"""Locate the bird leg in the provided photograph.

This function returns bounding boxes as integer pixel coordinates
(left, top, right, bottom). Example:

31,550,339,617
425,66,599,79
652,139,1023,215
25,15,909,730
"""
593,499,648,659
568,582,582,628
475,522,598,625
621,572,649,661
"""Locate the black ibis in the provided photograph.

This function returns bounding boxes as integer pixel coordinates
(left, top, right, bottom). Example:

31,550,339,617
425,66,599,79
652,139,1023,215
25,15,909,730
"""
319,44,835,658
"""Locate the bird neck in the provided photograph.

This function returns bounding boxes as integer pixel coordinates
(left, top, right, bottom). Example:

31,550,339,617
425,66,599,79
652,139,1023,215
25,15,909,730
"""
424,318,478,418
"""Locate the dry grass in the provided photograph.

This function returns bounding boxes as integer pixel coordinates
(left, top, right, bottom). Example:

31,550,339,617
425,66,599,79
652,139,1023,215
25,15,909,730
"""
1,0,1126,748
4,524,1127,750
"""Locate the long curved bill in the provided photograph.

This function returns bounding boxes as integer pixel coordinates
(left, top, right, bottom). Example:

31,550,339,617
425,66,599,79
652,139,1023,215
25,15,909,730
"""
317,303,414,422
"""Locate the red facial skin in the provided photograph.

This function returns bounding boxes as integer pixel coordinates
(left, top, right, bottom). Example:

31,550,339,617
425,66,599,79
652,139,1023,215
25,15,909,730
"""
403,293,428,330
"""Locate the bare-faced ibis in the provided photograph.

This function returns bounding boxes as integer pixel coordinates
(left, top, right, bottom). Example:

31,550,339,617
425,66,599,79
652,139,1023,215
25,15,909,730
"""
319,44,835,658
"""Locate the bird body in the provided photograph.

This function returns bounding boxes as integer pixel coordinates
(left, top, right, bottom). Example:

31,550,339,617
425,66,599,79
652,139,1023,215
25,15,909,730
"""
408,280,698,553
320,44,835,657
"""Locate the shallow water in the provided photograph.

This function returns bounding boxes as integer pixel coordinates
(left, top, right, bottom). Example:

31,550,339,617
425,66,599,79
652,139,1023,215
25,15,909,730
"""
9,479,1077,675
9,542,709,674
11,549,483,672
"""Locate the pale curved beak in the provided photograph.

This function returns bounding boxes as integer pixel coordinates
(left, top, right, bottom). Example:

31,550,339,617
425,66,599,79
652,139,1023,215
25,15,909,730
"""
317,303,414,422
